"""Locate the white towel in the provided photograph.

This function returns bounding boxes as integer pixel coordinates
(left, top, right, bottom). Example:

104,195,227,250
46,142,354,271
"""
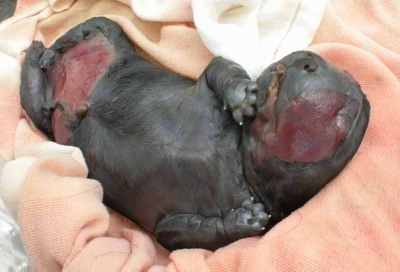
192,0,327,78
130,0,327,79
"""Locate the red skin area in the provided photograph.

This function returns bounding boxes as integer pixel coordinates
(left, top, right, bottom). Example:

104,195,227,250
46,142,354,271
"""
273,91,347,162
46,34,116,144
251,89,353,164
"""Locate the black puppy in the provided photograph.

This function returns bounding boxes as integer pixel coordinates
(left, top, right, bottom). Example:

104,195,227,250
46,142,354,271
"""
20,17,370,251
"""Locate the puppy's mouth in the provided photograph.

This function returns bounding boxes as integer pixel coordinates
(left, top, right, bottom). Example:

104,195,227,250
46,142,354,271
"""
251,63,288,158
256,63,287,109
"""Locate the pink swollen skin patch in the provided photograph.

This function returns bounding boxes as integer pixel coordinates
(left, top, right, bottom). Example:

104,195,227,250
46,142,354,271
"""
46,34,116,144
252,89,356,163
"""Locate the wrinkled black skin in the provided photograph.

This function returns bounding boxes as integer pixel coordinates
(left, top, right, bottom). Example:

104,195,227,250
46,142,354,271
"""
0,0,16,22
20,17,370,251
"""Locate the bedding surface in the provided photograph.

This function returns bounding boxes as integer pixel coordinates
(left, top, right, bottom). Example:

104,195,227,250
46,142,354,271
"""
0,0,399,271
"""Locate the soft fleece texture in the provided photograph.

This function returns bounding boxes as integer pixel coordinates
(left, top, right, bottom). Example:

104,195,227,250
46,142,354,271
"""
0,0,400,271
191,0,327,78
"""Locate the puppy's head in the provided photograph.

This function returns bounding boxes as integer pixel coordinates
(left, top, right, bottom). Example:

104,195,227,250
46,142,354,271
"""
243,51,370,221
251,51,369,164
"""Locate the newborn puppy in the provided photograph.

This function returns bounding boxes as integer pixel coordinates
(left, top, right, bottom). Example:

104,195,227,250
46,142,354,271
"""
20,17,370,251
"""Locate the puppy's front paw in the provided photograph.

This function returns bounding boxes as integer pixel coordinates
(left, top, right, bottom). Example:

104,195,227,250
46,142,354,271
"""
39,49,57,69
224,79,258,125
24,41,57,70
25,41,45,61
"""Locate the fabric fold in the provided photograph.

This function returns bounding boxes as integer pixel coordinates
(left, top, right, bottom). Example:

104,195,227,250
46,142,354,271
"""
0,0,399,271
192,0,327,78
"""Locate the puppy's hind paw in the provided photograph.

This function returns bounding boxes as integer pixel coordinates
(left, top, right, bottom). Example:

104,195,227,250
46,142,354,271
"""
223,198,270,241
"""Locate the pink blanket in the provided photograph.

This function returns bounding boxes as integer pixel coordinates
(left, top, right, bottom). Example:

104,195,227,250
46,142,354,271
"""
0,0,399,271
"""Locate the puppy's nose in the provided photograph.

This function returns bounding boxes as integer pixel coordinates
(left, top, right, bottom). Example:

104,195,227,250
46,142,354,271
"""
292,55,318,73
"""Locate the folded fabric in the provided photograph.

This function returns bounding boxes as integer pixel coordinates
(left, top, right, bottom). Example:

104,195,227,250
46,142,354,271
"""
192,0,327,78
0,0,399,271
130,0,328,79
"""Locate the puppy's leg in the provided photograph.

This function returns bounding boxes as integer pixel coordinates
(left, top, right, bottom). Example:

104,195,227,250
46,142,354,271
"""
155,198,269,251
203,56,258,125
20,41,54,137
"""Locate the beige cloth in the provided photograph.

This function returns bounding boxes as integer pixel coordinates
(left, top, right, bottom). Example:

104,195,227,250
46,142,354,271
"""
0,0,399,271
